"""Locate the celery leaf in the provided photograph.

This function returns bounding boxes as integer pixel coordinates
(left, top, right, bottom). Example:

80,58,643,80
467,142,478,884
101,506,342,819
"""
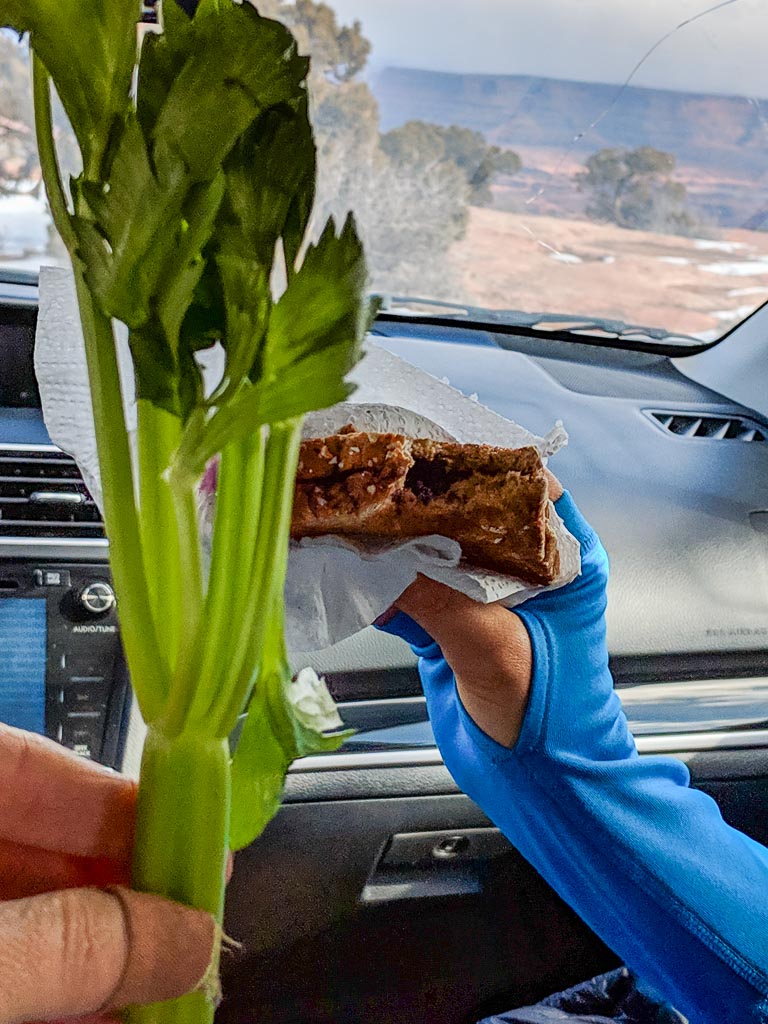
230,665,351,852
151,1,309,183
174,213,372,476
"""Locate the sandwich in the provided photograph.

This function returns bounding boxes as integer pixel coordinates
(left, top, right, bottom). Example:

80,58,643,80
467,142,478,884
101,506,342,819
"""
291,425,559,586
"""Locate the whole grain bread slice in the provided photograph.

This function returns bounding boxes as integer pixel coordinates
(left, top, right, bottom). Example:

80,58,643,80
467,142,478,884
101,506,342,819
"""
292,428,559,585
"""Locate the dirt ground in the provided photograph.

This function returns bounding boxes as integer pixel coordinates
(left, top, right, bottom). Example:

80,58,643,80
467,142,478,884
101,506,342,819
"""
448,206,768,339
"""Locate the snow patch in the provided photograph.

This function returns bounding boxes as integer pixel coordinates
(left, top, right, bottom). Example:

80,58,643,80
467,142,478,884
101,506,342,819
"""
711,304,757,321
693,239,749,253
549,252,582,265
727,286,768,298
701,260,768,277
658,256,691,266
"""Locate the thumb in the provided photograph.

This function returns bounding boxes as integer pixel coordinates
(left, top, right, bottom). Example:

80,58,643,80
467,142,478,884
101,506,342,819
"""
0,887,216,1024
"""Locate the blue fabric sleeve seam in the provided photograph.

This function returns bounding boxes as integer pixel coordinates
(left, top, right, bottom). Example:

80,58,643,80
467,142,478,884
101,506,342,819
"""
512,609,552,758
516,756,768,997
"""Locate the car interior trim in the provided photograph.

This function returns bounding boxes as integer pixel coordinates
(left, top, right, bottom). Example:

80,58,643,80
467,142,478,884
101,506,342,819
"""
337,675,768,737
0,538,109,558
290,728,768,773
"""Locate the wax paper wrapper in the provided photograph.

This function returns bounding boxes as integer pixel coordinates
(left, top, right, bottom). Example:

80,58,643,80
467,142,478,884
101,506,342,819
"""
34,266,580,655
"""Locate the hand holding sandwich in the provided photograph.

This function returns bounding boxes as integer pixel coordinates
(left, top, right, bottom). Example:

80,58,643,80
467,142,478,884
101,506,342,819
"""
378,479,768,1024
387,471,565,748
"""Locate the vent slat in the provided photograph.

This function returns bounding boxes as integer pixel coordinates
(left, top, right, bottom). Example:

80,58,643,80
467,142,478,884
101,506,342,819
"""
649,412,766,443
0,447,105,539
0,485,92,499
0,501,100,516
0,475,84,485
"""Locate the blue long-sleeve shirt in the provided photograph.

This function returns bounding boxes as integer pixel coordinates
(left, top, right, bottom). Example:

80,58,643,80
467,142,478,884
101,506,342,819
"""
379,492,768,1024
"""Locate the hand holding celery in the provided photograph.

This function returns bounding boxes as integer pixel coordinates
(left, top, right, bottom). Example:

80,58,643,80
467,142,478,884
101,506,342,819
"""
2,1,371,1020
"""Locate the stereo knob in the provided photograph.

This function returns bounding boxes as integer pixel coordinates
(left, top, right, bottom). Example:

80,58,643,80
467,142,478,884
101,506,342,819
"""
78,582,115,615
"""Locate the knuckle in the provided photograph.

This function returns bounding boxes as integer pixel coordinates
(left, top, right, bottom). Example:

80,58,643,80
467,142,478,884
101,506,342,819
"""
54,890,127,1006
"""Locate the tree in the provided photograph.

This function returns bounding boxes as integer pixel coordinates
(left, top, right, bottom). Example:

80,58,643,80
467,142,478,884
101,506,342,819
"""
257,0,370,85
576,145,697,236
0,4,477,292
381,121,521,206
257,1,471,299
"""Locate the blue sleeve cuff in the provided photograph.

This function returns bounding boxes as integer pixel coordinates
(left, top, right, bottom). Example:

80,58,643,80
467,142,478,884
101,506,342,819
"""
553,490,601,554
374,609,439,655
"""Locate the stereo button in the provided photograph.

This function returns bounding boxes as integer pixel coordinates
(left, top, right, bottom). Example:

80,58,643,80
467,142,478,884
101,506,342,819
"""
61,714,105,760
64,679,109,715
35,569,71,587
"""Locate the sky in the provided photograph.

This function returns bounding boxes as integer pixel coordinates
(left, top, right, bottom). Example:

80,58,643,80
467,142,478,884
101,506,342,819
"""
329,0,768,100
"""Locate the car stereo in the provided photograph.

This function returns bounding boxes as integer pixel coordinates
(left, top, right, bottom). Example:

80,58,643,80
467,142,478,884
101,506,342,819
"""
0,561,130,769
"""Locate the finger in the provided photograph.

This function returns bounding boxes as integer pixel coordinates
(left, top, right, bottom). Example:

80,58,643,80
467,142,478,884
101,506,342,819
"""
373,606,397,628
544,468,564,502
0,887,216,1024
398,577,533,747
0,836,129,902
45,1015,120,1024
0,725,136,862
397,577,531,683
395,575,480,638
0,842,230,906
398,576,531,675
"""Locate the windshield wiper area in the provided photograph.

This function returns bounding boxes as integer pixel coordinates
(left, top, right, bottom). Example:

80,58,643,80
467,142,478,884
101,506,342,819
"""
375,295,705,348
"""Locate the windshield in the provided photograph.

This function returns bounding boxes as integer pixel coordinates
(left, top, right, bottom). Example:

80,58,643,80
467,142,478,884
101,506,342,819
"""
1,0,767,343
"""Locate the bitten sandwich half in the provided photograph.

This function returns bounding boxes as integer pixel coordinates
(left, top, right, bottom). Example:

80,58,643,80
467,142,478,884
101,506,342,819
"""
291,425,559,586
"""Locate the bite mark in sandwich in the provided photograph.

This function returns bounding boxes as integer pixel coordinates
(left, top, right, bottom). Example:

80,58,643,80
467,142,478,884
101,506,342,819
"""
291,427,560,586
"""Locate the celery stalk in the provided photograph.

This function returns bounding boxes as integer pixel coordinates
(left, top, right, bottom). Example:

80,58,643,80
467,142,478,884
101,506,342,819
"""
16,4,373,1022
130,728,231,1024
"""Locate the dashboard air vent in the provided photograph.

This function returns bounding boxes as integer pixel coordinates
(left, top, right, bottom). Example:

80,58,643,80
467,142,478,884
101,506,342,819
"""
0,446,105,538
647,412,766,442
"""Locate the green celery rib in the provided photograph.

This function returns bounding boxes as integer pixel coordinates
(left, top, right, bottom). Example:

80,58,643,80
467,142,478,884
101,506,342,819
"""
231,447,297,731
137,400,185,672
209,418,302,737
166,429,266,734
128,727,230,1024
31,57,76,249
229,432,269,617
33,55,169,720
169,458,204,661
73,277,170,721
